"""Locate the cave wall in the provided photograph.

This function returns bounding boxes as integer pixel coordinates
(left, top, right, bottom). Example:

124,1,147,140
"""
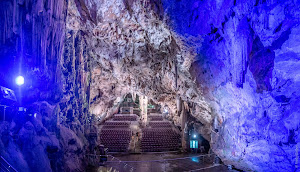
1,0,299,171
0,0,66,103
65,0,212,130
0,0,88,171
0,0,214,171
162,0,300,171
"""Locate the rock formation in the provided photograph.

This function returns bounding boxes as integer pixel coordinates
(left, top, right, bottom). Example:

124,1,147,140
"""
162,0,300,171
0,0,299,171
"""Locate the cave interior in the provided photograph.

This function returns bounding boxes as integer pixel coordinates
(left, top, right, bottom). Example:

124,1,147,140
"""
0,0,300,172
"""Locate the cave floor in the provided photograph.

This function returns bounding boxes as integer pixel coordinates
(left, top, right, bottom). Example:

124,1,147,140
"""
88,152,238,172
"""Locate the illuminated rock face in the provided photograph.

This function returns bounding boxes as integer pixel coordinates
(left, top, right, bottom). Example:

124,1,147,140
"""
64,0,212,126
0,0,299,171
0,0,212,171
162,0,300,171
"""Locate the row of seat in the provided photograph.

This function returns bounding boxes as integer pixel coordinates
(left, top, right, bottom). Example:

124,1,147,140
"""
113,116,137,121
103,121,130,126
148,122,172,128
149,116,163,121
149,121,171,124
141,143,179,147
100,117,132,152
101,125,129,129
100,135,131,138
141,115,181,152
101,129,131,133
142,128,174,133
142,135,178,138
141,137,180,141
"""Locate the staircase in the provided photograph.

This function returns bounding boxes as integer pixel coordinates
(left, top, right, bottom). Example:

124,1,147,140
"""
0,156,18,172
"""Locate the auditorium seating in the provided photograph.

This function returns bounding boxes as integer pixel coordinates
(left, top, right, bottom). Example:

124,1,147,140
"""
100,129,132,152
141,113,181,152
101,125,129,129
100,116,134,152
100,112,181,152
99,113,139,152
103,121,130,126
113,115,137,121
141,128,181,152
149,122,172,128
148,116,163,121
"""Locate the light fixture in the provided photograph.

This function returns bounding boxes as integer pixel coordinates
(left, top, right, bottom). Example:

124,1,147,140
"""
193,134,197,138
15,76,24,86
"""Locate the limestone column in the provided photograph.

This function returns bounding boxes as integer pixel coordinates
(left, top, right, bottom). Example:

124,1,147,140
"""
130,107,133,114
132,92,136,102
181,101,188,150
176,96,182,116
181,102,188,131
139,95,148,125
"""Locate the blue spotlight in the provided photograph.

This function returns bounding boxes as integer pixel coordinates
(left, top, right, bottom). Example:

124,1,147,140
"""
193,134,197,138
15,76,24,86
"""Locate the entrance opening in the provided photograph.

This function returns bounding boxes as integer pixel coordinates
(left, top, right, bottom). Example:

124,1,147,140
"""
190,140,198,149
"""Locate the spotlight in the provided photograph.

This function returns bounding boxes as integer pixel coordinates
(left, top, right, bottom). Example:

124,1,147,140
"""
193,134,197,138
15,76,24,86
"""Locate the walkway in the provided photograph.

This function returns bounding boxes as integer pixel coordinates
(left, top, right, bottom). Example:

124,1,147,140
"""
88,152,238,172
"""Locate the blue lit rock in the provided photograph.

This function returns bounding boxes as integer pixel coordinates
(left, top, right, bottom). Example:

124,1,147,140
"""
162,0,300,171
0,0,299,171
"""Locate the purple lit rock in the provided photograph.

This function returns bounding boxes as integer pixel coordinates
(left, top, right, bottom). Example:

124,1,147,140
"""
0,0,299,171
162,0,300,171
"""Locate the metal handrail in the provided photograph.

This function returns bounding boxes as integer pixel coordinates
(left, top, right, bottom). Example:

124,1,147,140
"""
0,156,18,172
107,153,216,163
85,154,135,171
